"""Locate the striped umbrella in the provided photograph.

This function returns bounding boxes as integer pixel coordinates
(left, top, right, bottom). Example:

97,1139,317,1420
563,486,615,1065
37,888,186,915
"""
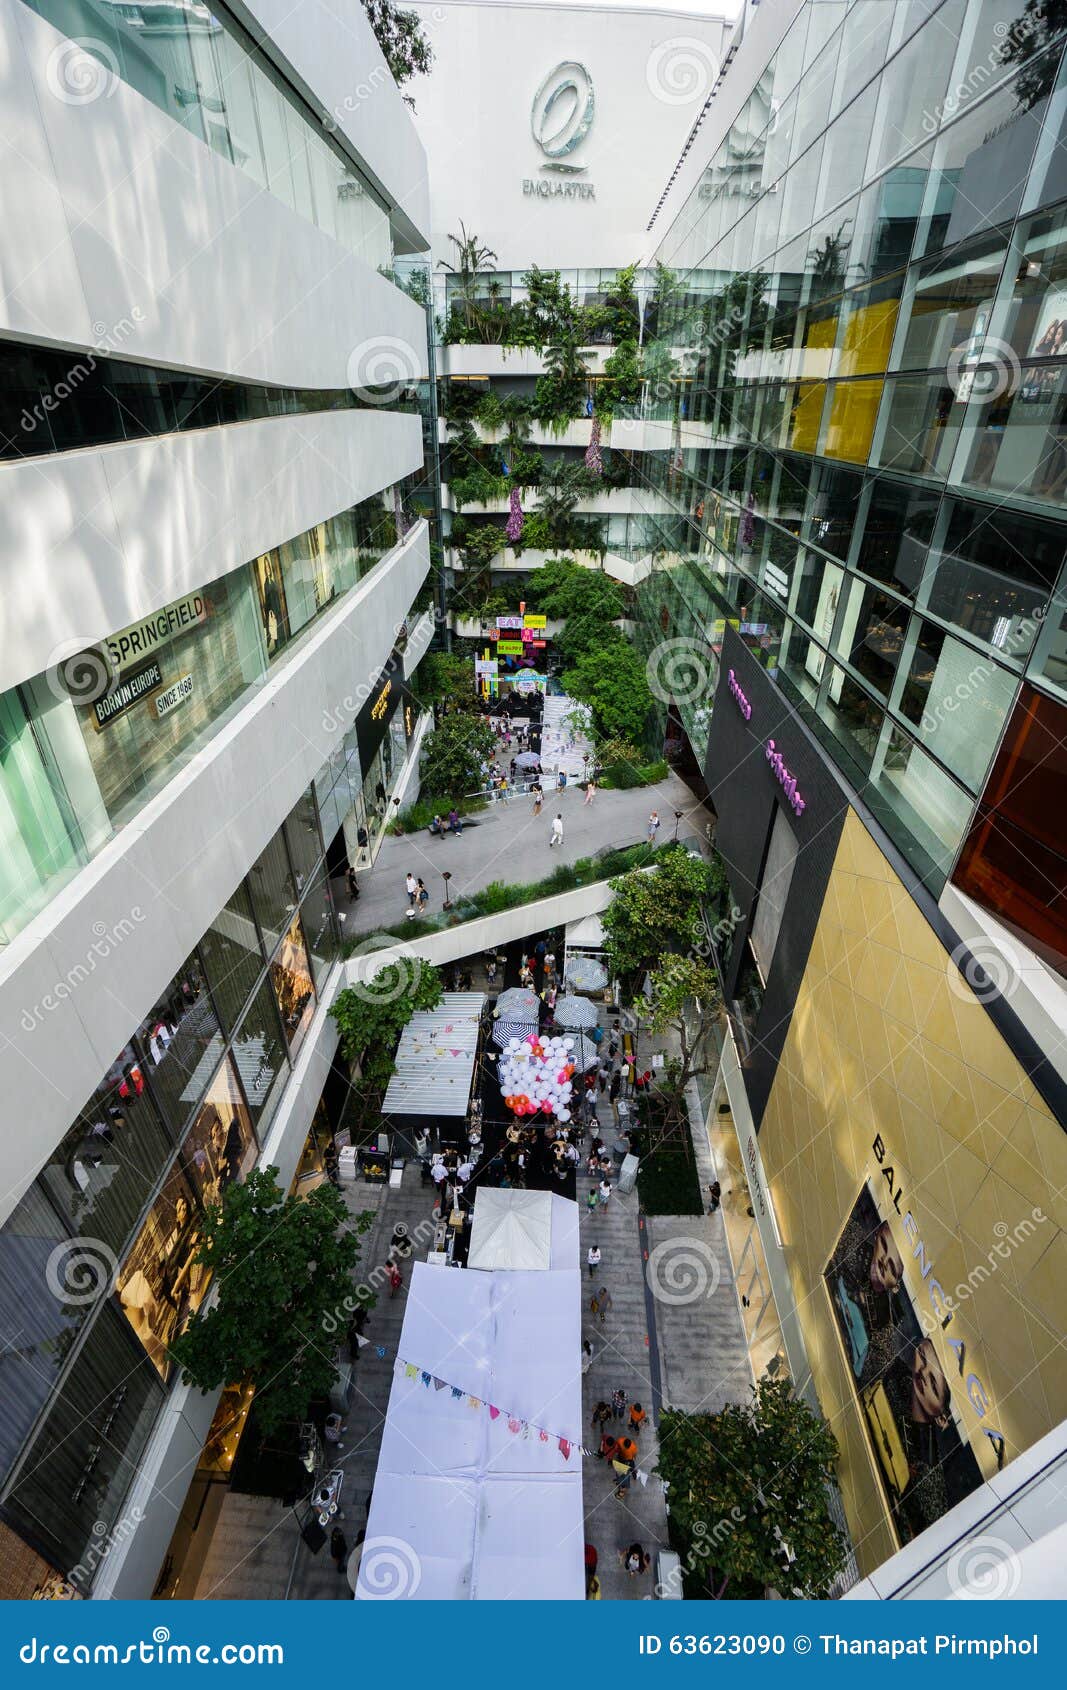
491,1018,538,1049
496,986,539,1018
553,994,599,1030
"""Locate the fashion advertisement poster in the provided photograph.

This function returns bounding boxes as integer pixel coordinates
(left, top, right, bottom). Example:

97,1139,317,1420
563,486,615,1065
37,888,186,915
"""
824,1183,982,1546
1029,287,1067,358
254,550,290,656
117,1165,209,1379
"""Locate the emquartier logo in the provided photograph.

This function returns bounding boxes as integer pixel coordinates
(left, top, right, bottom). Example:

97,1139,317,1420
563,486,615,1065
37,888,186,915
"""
523,61,595,200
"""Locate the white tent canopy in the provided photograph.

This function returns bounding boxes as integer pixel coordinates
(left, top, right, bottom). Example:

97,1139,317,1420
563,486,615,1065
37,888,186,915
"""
356,1256,584,1601
467,1189,579,1273
381,993,485,1119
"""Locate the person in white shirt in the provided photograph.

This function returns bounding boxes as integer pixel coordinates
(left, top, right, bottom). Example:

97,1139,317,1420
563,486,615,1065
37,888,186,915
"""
405,872,417,906
456,1160,473,1184
587,1244,602,1278
549,814,564,848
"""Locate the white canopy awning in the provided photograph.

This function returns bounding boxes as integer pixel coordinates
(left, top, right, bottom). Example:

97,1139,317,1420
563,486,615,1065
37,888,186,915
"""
356,1261,584,1601
381,993,485,1118
467,1189,579,1273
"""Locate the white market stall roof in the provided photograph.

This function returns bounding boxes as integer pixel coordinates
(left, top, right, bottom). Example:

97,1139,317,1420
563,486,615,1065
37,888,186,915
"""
467,1189,579,1273
564,911,606,948
356,1261,584,1601
381,993,486,1119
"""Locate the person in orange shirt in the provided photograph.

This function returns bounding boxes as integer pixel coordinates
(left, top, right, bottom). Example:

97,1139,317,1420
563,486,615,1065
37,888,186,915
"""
628,1402,647,1435
615,1435,638,1464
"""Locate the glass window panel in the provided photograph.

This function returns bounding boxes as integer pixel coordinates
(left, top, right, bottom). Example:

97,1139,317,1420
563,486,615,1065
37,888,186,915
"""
961,359,1067,502
248,830,298,955
2,1304,163,1592
897,238,1007,371
40,1041,173,1257
829,1,893,120
0,1187,86,1484
834,580,909,696
896,621,1017,789
822,377,884,462
135,954,220,1135
820,661,884,774
285,787,324,891
116,1162,204,1378
214,28,267,188
778,617,825,706
198,881,264,1036
920,500,1063,657
270,914,317,1053
871,722,973,875
300,859,341,980
253,67,297,211
181,1056,257,1211
231,976,289,1134
854,476,940,594
849,157,929,286
921,73,1042,256
873,372,963,476
0,687,85,944
867,0,967,177
794,551,844,637
952,0,1067,120
805,462,863,560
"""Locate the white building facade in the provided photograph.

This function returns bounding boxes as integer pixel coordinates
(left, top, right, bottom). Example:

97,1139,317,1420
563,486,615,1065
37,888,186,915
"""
0,0,433,1597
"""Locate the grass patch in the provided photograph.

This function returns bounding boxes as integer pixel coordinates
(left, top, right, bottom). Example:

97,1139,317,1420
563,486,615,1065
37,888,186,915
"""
630,1093,705,1216
386,795,486,835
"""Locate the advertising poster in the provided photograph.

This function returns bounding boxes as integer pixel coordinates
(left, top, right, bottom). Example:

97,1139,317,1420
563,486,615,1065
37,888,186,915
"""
824,1183,983,1546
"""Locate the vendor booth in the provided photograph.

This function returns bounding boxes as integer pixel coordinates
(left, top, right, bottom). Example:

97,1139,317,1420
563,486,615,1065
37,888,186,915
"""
466,1189,579,1273
381,993,486,1156
356,1254,584,1601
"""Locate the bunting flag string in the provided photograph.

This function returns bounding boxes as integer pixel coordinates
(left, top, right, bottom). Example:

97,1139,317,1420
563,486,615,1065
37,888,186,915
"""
394,1354,591,1459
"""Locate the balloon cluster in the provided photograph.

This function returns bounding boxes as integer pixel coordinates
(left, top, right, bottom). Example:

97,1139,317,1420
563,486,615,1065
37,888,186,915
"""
500,1033,577,1121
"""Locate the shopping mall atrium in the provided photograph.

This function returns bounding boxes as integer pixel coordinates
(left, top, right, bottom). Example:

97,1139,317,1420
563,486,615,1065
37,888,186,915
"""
0,0,1064,1606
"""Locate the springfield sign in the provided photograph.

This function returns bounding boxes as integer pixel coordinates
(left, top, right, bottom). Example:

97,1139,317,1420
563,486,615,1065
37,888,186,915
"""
101,594,207,674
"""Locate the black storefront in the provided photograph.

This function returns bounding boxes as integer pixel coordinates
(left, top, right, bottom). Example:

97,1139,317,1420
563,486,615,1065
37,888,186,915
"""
705,628,850,1125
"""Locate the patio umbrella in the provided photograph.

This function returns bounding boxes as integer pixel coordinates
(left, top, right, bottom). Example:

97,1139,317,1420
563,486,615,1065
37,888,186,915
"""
492,1017,538,1049
564,954,609,992
563,1032,601,1072
515,750,542,770
553,993,599,1030
496,986,539,1018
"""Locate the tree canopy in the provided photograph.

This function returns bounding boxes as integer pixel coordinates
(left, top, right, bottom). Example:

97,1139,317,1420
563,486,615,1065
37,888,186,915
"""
419,712,496,800
657,1380,847,1599
330,958,443,1088
170,1170,373,1436
362,1,434,104
562,632,652,747
601,843,724,977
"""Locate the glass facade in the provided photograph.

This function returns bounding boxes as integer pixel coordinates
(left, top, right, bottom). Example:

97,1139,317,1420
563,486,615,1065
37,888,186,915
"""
0,338,415,464
637,0,1067,891
20,0,396,267
0,786,342,1585
0,489,401,946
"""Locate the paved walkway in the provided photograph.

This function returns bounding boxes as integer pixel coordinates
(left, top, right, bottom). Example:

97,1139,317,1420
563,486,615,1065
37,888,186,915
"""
347,765,704,939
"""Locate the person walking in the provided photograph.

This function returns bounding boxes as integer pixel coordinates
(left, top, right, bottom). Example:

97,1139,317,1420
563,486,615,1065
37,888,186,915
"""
590,1286,612,1326
586,1187,599,1217
557,768,567,794
646,810,661,845
591,1400,612,1434
387,1261,402,1297
498,776,510,808
330,1526,348,1575
404,871,417,909
531,781,543,816
622,1544,650,1578
612,1387,627,1421
707,1180,722,1212
597,1176,612,1211
609,1067,622,1121
416,877,429,912
628,1402,648,1435
587,1243,601,1279
549,813,564,848
583,777,596,806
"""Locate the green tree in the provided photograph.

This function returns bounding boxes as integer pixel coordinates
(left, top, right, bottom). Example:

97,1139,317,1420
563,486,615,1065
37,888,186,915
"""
657,1381,847,1598
330,957,443,1087
601,843,723,977
645,953,722,1092
410,650,476,713
419,712,496,800
170,1170,373,1437
361,0,433,105
562,632,653,746
440,223,498,335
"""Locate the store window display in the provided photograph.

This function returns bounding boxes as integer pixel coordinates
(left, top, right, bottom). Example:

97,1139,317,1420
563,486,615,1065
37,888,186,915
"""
181,1057,257,1212
116,1164,207,1378
269,916,317,1053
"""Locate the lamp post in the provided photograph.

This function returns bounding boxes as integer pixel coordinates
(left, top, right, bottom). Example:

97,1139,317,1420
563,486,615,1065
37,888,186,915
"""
673,809,683,842
442,870,453,911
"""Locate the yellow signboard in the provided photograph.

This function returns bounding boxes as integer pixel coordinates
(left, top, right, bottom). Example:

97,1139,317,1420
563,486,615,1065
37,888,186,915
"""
523,614,547,630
